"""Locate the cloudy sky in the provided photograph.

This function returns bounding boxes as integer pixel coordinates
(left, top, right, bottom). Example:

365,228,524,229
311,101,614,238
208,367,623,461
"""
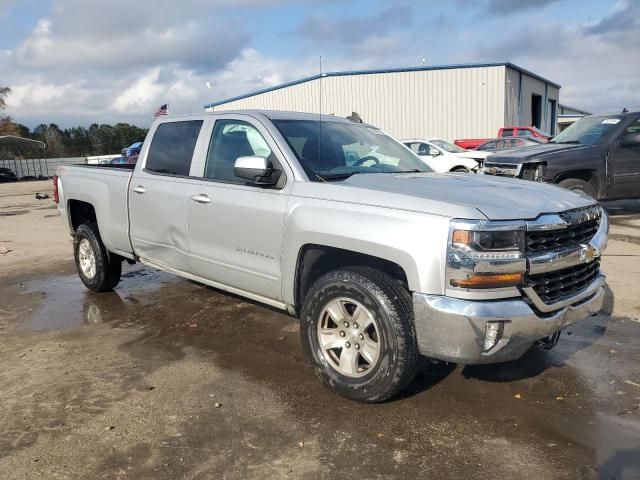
1,0,637,128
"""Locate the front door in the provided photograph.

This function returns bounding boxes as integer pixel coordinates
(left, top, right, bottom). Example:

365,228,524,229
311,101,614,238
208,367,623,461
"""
129,119,206,272
610,117,640,199
187,116,291,301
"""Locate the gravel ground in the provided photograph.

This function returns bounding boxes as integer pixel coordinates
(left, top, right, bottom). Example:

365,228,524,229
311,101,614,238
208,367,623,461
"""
1,180,639,479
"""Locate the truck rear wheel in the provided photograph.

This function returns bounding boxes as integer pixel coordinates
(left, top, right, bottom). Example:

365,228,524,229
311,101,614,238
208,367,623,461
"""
73,222,121,292
558,178,596,198
300,267,418,403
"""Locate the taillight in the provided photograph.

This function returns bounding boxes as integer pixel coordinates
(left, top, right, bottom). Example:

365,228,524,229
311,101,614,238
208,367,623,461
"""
53,175,59,203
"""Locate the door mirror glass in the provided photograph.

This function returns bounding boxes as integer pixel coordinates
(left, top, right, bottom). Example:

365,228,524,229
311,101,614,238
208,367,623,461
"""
429,147,440,157
234,156,275,184
620,132,640,148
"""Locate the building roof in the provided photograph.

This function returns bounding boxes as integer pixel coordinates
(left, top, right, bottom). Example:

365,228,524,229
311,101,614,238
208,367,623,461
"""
558,104,591,116
0,135,46,156
205,62,561,109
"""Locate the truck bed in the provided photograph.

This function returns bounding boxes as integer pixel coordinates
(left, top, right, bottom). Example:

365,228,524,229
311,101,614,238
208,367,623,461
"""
56,164,135,259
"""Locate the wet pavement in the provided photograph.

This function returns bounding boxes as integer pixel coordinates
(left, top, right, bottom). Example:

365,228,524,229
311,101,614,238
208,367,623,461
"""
1,259,639,479
1,186,639,479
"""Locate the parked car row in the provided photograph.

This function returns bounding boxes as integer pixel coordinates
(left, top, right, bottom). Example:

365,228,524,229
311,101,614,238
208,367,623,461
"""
402,135,545,173
483,108,640,200
454,126,550,149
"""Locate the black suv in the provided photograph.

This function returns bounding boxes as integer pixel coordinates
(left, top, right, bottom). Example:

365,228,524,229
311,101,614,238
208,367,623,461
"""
483,108,640,200
0,167,17,182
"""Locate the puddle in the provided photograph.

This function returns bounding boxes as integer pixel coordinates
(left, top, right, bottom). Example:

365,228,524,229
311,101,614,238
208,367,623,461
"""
597,414,640,478
19,266,179,331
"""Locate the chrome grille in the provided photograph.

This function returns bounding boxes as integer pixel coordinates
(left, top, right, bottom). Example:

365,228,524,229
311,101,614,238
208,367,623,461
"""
526,206,601,253
526,219,599,252
528,260,600,304
524,205,603,308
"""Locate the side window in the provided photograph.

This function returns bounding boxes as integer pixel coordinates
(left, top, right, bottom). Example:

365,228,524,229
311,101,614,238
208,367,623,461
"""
518,128,533,137
146,120,203,176
406,142,420,154
204,120,274,182
501,128,514,137
478,140,497,151
625,118,640,134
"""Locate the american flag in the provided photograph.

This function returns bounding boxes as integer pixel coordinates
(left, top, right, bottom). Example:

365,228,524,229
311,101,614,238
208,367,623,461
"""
154,104,168,117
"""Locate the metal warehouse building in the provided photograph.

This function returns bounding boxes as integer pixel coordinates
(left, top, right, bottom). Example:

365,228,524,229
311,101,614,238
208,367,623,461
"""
205,62,560,142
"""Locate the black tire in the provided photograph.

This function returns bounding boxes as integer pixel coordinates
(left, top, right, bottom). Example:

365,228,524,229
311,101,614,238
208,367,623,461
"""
73,222,122,292
558,178,596,198
300,266,418,403
451,167,469,173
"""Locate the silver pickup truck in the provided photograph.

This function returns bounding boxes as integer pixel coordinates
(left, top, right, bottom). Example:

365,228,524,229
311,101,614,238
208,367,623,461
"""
55,110,608,402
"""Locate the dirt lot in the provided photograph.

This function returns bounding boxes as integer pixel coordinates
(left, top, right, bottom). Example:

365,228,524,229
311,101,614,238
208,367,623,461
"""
1,180,639,479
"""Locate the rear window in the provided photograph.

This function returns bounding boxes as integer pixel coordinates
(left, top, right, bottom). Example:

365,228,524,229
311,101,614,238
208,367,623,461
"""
146,120,203,176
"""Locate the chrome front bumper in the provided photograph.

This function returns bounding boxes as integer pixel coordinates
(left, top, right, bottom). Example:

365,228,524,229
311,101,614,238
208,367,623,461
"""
412,275,605,364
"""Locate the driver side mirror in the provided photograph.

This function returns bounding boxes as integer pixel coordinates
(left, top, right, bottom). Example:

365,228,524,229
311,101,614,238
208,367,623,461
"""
620,132,640,148
429,147,441,157
234,156,275,185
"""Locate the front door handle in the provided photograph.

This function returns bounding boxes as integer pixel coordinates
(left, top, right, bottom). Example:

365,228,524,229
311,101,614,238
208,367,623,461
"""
132,185,146,194
191,194,211,204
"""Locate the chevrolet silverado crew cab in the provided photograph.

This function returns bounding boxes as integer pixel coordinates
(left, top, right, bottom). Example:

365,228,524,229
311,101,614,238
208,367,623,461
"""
484,108,640,200
55,110,608,403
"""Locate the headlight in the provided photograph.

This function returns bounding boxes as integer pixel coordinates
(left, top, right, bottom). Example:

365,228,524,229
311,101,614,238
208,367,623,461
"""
452,229,524,252
447,220,526,294
521,162,546,181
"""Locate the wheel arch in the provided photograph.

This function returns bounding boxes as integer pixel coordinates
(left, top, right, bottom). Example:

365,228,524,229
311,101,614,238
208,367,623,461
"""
554,169,602,197
67,199,98,232
292,244,413,312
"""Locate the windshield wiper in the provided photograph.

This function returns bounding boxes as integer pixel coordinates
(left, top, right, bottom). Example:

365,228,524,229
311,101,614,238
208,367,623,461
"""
551,140,581,144
315,172,359,181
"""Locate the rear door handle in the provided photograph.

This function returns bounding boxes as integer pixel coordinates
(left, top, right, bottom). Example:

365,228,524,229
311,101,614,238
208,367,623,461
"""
132,185,146,194
191,194,211,204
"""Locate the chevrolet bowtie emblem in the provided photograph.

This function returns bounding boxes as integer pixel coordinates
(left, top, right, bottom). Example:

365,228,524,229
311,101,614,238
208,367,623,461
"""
583,244,599,263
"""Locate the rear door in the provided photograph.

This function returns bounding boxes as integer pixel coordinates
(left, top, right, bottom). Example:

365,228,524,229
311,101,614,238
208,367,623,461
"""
610,117,640,199
186,114,292,302
129,118,207,272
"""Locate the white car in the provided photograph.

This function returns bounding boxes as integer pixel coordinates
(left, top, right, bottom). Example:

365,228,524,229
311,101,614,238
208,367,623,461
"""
403,139,480,173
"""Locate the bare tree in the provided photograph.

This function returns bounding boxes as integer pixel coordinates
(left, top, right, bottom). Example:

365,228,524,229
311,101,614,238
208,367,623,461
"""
0,86,20,136
0,86,10,111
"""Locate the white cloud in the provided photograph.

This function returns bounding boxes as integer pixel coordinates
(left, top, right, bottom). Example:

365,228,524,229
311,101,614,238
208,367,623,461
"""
111,69,165,113
1,0,638,128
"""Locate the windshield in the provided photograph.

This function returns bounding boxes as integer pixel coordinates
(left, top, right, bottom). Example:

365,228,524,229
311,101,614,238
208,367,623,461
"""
430,139,466,153
550,116,621,146
272,119,432,181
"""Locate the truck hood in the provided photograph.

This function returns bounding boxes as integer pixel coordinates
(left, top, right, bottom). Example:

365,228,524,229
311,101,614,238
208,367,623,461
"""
486,143,591,164
336,172,595,220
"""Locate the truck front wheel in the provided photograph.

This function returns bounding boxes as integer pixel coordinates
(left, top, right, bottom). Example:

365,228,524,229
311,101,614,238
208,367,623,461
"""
558,178,596,198
73,222,122,292
300,267,418,403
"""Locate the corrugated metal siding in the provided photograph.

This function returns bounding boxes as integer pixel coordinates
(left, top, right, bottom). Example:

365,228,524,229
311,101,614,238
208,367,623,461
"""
504,66,560,133
505,67,521,126
211,66,508,142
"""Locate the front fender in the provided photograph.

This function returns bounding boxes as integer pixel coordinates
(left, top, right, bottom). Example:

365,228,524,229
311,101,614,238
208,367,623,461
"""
280,197,450,305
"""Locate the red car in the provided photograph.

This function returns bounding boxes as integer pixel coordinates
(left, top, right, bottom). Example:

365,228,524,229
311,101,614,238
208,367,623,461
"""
455,126,550,149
